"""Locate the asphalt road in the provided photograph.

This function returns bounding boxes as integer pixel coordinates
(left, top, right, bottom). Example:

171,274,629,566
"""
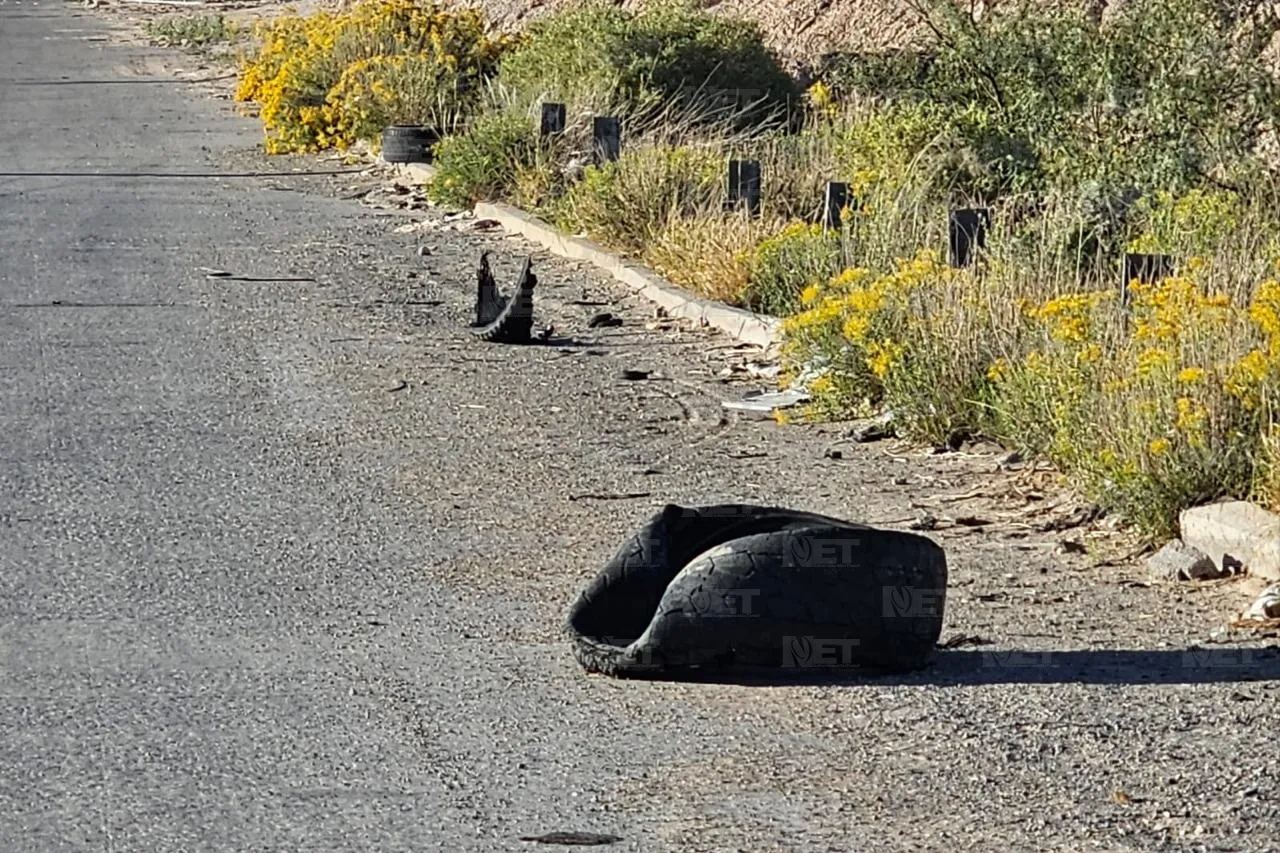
3,2,1280,852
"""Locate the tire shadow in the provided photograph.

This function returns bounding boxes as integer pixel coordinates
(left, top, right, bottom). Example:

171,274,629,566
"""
616,646,1280,687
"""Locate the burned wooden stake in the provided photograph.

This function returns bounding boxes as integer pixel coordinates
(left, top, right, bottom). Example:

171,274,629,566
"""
1120,253,1175,306
948,208,991,268
593,116,620,162
823,181,849,230
540,102,566,136
725,159,762,218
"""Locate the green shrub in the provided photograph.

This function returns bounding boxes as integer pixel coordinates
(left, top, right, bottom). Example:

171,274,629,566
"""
745,222,842,316
495,0,800,127
552,143,723,256
427,111,542,208
815,0,1280,202
145,13,237,50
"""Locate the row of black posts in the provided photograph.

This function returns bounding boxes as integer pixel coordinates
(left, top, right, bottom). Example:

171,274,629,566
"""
538,102,1175,287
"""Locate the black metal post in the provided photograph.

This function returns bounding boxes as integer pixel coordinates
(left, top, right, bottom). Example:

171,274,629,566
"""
592,116,620,162
725,159,762,218
823,181,849,230
540,102,566,136
948,208,991,268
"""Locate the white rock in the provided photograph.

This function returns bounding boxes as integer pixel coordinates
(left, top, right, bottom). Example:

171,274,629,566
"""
1179,501,1280,581
1146,539,1223,582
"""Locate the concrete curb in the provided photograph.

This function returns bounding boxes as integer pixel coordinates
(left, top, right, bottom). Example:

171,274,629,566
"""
386,159,781,349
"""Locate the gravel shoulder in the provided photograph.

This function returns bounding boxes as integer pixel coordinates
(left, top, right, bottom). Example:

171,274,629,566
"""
25,4,1280,851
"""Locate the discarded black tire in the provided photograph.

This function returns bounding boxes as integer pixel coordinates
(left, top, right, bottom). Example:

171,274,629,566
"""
565,503,947,678
472,256,537,344
381,125,437,163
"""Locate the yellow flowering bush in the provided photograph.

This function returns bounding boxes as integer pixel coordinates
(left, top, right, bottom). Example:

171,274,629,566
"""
234,0,513,153
986,268,1280,533
781,250,1008,440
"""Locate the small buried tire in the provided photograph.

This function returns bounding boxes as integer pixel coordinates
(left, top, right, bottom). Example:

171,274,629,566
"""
381,125,438,163
565,503,948,678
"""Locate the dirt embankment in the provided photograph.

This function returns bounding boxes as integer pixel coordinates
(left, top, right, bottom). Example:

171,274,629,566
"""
467,0,923,62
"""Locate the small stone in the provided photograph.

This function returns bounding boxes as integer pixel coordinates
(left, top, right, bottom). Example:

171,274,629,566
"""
998,450,1024,468
588,312,623,329
909,513,938,531
847,411,894,443
1056,540,1087,556
416,244,431,257
1146,539,1224,582
620,369,651,381
824,448,843,460
891,476,909,486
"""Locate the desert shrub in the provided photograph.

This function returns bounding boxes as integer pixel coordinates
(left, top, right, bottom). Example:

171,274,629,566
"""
234,0,512,153
644,213,772,305
145,13,237,50
780,250,1011,441
551,143,723,256
426,110,546,209
987,267,1276,534
815,0,1280,201
325,54,474,148
494,0,800,127
744,222,843,316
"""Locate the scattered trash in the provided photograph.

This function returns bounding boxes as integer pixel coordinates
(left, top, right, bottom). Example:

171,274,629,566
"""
721,388,809,420
620,369,652,381
997,450,1024,469
745,362,781,380
386,380,408,393
568,491,653,502
909,513,939,531
937,633,994,649
470,218,501,230
1036,504,1104,533
1055,540,1088,555
846,411,895,443
416,244,432,257
824,447,843,460
588,312,623,329
519,832,623,846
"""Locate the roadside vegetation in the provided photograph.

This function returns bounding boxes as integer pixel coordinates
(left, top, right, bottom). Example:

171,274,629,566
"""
143,12,239,52
232,0,1280,537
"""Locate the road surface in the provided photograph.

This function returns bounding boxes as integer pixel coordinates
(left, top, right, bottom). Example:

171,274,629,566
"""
2,2,1278,851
